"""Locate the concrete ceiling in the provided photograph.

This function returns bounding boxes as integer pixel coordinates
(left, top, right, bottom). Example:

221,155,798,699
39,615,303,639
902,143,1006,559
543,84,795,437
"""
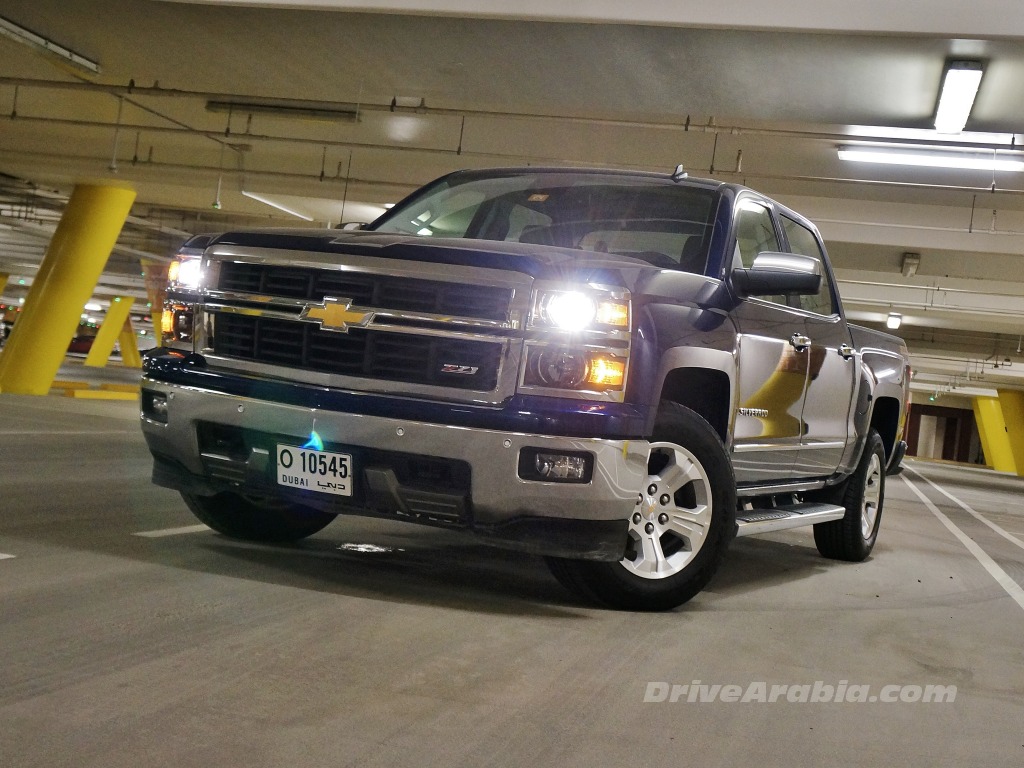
2,0,1024,397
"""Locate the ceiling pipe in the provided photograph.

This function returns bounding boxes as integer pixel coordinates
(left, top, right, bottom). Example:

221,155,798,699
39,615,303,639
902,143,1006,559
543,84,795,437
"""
0,147,416,191
4,113,464,158
4,122,1024,202
2,76,1022,153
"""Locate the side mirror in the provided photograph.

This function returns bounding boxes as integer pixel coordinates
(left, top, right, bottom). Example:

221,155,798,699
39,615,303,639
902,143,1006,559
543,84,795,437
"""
732,252,822,297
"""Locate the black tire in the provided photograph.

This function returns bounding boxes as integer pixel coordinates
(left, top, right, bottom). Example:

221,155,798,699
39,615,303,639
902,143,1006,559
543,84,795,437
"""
181,491,335,543
546,402,736,611
811,429,885,561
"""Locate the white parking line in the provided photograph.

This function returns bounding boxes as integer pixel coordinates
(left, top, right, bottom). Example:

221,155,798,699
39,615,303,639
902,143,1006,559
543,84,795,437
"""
133,524,211,538
905,466,1024,554
0,553,15,560
902,475,1024,613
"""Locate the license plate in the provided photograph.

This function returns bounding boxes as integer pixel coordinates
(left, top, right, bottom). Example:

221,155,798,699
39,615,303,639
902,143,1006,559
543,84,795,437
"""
276,444,353,497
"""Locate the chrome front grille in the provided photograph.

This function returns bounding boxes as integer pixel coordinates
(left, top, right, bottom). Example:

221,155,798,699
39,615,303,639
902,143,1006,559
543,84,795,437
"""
217,261,512,322
212,313,502,391
197,251,530,402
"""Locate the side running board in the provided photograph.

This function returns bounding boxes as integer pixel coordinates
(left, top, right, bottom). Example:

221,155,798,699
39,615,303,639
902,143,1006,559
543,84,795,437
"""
735,502,846,537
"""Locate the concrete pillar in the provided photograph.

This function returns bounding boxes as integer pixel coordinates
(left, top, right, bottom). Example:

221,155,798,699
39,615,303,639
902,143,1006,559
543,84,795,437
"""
85,296,135,368
973,396,1017,474
996,389,1024,476
0,184,136,395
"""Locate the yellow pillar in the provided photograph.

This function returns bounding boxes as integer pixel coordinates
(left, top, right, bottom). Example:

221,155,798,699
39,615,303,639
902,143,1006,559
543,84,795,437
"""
118,317,143,369
973,396,1017,474
85,296,135,368
141,259,168,347
0,184,136,395
0,272,9,347
996,389,1024,477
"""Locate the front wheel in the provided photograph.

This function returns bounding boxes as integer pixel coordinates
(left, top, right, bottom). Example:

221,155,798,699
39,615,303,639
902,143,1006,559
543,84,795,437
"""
181,491,336,542
811,429,885,561
547,403,736,611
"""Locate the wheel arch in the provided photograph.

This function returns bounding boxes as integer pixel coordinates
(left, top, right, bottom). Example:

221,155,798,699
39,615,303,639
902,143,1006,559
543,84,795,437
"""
869,395,902,463
656,361,733,443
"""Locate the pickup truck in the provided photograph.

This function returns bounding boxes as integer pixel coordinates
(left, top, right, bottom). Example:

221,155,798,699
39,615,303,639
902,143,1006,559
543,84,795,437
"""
140,166,909,611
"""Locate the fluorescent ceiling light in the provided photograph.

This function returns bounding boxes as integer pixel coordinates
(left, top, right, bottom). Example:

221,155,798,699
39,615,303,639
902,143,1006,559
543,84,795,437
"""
844,125,1015,145
0,14,101,74
838,146,1024,172
934,61,983,134
886,312,902,330
242,191,314,221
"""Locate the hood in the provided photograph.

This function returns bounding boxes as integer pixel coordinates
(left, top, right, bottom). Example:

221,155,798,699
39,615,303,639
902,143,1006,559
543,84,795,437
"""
206,229,689,288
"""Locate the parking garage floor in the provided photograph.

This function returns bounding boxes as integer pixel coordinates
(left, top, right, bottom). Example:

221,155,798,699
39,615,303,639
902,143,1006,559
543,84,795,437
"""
1,392,1023,767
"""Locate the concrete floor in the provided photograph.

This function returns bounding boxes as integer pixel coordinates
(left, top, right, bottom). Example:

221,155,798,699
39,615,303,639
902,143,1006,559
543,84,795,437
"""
1,391,1023,767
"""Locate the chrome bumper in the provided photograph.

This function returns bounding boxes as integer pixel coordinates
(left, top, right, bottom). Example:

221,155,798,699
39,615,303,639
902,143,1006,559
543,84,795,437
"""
140,378,649,560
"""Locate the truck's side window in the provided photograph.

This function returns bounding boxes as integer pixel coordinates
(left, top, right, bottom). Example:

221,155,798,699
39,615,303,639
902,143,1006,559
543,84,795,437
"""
781,216,835,316
735,201,780,267
734,201,785,305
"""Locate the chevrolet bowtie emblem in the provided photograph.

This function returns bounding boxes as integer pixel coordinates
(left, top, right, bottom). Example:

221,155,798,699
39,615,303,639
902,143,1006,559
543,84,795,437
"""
299,297,374,332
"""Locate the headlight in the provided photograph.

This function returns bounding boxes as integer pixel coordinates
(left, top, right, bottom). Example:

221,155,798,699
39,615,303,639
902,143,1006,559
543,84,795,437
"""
523,348,627,392
530,349,589,388
161,303,194,345
168,256,203,290
540,292,597,331
164,250,204,348
533,289,629,332
522,283,631,401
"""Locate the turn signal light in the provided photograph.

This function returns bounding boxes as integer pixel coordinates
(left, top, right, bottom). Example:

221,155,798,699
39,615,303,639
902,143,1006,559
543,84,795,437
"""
596,300,629,328
586,356,626,388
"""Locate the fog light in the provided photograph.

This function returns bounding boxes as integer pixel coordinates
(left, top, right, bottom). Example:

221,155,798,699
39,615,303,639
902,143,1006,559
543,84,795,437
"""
143,392,169,423
518,448,593,483
536,453,587,480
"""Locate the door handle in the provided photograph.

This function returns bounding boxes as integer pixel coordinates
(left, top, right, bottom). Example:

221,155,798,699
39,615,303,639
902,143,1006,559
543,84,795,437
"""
838,343,855,360
789,333,812,352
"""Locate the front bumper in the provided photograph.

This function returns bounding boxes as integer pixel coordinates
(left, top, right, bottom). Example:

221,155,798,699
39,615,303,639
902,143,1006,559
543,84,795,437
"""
140,377,649,561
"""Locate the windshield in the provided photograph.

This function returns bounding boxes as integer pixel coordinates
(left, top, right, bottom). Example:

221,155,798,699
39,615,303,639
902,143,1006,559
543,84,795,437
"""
371,172,719,272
